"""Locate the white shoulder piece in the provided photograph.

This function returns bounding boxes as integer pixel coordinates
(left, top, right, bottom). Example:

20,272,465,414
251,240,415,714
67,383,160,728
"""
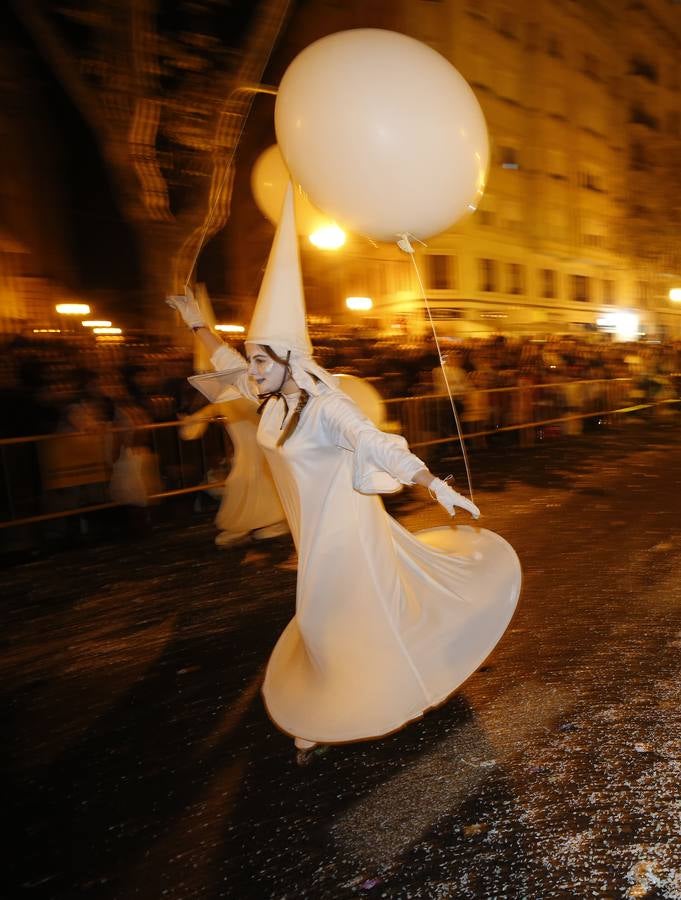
188,344,255,403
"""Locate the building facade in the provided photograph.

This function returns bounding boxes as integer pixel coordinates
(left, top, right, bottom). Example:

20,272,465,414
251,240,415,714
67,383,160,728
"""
237,0,681,341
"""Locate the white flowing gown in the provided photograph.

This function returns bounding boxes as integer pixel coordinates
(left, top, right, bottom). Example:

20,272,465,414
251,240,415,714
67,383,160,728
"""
213,398,287,537
180,398,286,537
195,347,521,744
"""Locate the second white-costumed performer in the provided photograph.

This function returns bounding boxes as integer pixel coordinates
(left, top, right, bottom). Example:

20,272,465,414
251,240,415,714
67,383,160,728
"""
168,185,521,764
180,397,289,547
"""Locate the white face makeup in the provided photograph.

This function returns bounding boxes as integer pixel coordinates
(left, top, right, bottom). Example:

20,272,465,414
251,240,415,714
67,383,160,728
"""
246,344,288,395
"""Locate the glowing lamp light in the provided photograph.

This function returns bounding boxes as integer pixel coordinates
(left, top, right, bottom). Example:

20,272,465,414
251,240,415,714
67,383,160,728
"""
596,311,639,340
82,320,112,328
215,324,246,333
669,288,681,302
345,296,373,311
56,303,90,315
33,328,61,333
309,224,346,250
93,326,122,334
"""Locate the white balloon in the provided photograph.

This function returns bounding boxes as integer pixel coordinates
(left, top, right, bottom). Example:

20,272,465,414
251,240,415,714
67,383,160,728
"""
251,144,337,239
275,29,489,243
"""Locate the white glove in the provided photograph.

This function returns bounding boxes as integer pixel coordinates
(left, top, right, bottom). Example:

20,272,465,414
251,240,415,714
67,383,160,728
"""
430,477,480,519
166,287,206,330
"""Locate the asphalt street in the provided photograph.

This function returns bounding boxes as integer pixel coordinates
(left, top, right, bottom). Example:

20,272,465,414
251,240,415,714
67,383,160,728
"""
4,417,681,900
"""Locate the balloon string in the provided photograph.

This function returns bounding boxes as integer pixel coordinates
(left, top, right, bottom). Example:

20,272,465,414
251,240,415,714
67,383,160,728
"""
183,83,279,291
182,68,279,290
184,159,234,291
400,236,475,504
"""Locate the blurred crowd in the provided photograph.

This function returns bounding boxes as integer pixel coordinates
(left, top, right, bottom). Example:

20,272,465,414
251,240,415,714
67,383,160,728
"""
1,336,191,441
1,335,196,548
316,332,681,399
3,331,680,442
1,330,679,553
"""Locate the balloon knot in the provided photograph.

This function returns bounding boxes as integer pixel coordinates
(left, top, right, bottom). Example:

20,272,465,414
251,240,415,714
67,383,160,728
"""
397,234,415,254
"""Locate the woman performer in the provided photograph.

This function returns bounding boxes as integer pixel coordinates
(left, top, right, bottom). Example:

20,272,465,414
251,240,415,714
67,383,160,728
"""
180,396,289,548
168,186,520,764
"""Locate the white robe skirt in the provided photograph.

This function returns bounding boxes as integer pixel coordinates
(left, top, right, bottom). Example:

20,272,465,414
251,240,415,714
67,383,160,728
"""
256,388,522,744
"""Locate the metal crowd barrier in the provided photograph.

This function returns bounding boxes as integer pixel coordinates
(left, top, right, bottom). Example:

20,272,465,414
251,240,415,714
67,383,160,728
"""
1,417,229,532
384,376,674,450
1,376,679,532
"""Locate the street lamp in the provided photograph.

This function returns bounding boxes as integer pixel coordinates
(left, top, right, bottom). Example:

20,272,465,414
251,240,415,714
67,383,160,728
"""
56,303,90,315
215,324,245,333
309,224,346,250
82,320,112,328
346,296,373,311
93,326,122,334
669,288,681,302
596,311,639,340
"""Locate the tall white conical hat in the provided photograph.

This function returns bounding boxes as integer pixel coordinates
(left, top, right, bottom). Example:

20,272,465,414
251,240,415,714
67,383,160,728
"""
246,181,313,356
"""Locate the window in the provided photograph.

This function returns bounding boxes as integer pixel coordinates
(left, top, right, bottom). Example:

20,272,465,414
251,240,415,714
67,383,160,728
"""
578,170,602,192
525,22,539,52
499,146,519,169
428,307,464,321
547,35,562,58
497,11,517,39
427,254,450,289
547,206,568,242
478,192,496,228
465,0,488,20
583,53,599,81
507,263,525,295
547,149,567,180
630,141,648,170
583,232,604,248
630,105,659,130
495,68,521,104
467,52,491,92
578,99,606,136
502,200,523,231
629,57,658,83
398,262,411,293
479,258,497,292
545,84,566,119
542,268,557,299
571,275,590,302
602,279,614,303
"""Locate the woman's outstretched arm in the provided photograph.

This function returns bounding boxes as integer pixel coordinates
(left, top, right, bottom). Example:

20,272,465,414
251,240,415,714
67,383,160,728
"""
167,290,258,402
322,393,480,518
192,324,223,357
